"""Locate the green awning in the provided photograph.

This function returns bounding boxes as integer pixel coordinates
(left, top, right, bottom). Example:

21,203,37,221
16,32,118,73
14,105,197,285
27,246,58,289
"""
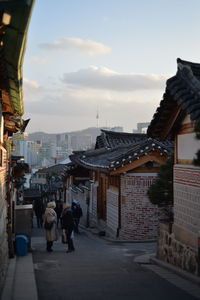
0,0,35,115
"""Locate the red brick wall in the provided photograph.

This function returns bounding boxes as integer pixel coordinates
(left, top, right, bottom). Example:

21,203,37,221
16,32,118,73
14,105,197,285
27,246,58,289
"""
119,173,159,240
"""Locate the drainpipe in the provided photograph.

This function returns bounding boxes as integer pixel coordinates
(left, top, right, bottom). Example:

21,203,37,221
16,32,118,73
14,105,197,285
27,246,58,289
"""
116,177,121,238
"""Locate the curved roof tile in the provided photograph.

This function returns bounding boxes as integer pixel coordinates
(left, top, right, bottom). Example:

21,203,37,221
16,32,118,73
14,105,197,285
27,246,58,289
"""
148,58,200,138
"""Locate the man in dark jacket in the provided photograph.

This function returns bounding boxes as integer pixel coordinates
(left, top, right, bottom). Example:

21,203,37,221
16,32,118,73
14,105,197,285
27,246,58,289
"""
61,202,75,253
33,199,45,228
72,202,83,233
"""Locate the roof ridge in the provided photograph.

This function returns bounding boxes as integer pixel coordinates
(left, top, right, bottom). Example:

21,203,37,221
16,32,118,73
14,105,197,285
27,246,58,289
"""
101,129,146,137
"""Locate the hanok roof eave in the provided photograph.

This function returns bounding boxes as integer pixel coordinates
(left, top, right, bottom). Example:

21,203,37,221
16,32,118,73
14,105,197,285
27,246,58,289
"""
95,129,147,149
148,58,200,140
70,138,172,174
0,0,35,116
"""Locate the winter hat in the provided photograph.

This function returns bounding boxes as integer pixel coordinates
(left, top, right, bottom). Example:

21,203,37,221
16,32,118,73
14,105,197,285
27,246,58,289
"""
47,201,56,208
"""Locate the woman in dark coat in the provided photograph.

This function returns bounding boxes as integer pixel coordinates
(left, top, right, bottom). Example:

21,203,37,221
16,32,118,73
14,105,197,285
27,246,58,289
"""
61,202,75,253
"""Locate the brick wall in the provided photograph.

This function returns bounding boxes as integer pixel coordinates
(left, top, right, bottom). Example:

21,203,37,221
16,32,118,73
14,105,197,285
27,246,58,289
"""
119,173,159,240
106,187,118,238
174,164,200,237
0,148,8,291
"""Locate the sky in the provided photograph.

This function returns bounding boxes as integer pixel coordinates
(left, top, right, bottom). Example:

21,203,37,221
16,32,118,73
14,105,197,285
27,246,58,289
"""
23,0,200,134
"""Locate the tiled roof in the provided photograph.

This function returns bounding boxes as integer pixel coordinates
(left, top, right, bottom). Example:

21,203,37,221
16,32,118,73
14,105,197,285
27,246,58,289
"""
35,164,68,176
70,138,172,172
95,129,147,149
148,58,200,139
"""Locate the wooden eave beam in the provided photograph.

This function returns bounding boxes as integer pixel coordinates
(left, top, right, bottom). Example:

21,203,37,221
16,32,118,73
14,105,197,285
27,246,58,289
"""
4,118,17,133
1,89,13,114
158,105,181,140
74,160,109,174
110,151,168,175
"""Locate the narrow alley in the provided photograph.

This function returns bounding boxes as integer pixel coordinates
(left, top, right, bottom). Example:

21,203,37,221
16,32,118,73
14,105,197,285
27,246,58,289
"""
31,224,200,300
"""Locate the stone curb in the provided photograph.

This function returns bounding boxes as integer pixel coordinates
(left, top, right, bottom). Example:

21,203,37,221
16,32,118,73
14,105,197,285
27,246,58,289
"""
103,237,156,243
1,253,38,300
150,256,200,286
1,257,16,300
80,225,156,243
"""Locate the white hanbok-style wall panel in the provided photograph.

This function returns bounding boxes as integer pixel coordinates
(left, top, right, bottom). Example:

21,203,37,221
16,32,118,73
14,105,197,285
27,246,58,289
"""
177,132,200,161
106,188,118,237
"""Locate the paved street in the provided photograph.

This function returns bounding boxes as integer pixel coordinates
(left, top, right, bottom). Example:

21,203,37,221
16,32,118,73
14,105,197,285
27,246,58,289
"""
31,225,200,300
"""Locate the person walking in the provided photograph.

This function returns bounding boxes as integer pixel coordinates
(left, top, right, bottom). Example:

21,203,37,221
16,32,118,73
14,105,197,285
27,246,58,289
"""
72,202,83,234
55,200,63,228
43,201,57,252
61,202,75,253
33,199,45,228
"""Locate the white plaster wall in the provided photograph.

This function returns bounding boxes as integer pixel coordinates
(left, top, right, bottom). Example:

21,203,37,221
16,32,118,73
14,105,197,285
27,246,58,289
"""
106,188,118,237
182,115,191,124
92,183,98,220
177,133,200,160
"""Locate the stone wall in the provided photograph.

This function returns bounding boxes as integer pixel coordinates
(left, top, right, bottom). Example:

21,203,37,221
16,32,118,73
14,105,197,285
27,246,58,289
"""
157,223,198,275
119,173,159,240
0,147,8,291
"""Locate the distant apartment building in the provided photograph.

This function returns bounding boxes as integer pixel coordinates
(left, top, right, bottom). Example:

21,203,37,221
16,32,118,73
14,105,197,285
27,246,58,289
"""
133,122,150,133
70,135,93,151
38,142,51,165
56,133,69,147
110,126,123,132
12,136,42,167
13,128,124,169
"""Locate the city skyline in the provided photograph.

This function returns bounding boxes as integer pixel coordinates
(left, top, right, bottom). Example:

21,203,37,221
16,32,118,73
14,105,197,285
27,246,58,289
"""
23,0,200,133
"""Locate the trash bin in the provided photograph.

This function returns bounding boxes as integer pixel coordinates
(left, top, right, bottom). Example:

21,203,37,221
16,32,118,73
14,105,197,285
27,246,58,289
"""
15,235,28,256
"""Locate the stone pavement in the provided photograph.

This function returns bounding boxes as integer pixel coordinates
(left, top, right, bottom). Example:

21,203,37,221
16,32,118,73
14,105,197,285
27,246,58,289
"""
134,254,200,299
1,227,200,300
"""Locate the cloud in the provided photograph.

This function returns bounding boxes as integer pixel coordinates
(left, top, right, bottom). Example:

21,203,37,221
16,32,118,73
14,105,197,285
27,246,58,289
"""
24,87,161,134
30,56,49,64
23,78,46,103
24,78,162,117
39,37,111,56
62,66,168,91
23,71,164,133
24,78,41,89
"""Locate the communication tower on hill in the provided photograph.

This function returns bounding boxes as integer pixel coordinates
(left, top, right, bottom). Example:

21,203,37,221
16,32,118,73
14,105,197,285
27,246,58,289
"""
96,108,99,128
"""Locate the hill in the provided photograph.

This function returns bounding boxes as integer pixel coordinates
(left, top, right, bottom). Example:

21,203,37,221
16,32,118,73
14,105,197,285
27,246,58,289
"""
28,127,104,143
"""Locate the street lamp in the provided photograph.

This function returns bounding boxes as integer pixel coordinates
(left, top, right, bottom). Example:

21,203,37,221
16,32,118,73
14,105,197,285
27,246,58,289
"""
2,12,11,26
0,11,11,46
